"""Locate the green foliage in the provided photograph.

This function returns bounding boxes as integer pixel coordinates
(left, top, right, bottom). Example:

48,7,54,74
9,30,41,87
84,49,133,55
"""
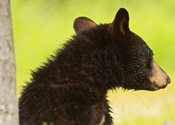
11,0,175,124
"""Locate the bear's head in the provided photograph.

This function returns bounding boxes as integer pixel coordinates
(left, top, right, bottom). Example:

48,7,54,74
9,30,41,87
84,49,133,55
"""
73,8,171,91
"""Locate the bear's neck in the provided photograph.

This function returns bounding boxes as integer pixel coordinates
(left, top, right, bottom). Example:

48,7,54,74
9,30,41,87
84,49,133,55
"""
55,42,124,94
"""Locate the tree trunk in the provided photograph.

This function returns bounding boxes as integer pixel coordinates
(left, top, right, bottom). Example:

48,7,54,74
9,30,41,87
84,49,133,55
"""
0,0,19,125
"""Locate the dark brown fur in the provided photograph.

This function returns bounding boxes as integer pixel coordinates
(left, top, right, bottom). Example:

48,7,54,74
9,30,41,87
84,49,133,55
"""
19,8,170,125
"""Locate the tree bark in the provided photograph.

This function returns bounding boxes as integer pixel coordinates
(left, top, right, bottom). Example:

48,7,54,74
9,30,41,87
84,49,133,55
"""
0,0,19,124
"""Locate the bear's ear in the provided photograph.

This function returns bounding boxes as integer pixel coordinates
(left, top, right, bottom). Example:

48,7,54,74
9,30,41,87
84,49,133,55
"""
109,8,130,38
74,17,97,34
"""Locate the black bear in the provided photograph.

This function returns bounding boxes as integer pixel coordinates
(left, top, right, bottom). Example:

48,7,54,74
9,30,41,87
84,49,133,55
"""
19,8,171,125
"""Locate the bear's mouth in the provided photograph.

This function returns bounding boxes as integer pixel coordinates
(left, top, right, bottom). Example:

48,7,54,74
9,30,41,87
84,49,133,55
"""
152,82,167,90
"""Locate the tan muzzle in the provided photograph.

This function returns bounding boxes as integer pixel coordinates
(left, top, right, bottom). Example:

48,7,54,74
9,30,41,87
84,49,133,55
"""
149,58,171,90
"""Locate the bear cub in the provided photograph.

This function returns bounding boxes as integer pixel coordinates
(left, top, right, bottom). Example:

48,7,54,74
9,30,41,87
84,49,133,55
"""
19,8,171,125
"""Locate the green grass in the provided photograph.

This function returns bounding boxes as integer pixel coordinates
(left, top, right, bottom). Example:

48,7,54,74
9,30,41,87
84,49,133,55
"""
11,0,175,124
108,81,175,125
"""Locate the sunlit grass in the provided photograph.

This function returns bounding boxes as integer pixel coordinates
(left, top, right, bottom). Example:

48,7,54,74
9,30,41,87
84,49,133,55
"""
107,78,175,125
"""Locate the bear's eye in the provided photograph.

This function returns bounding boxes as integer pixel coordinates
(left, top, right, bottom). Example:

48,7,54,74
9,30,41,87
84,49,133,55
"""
146,51,153,68
147,50,153,58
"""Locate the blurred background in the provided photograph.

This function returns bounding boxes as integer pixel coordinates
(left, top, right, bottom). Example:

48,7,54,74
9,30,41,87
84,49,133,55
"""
11,0,175,125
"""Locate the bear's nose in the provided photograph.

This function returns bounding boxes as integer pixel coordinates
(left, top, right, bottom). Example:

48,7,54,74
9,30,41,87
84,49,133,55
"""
167,75,171,84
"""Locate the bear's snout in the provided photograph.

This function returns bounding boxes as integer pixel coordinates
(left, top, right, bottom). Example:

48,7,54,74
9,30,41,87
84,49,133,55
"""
149,58,171,90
